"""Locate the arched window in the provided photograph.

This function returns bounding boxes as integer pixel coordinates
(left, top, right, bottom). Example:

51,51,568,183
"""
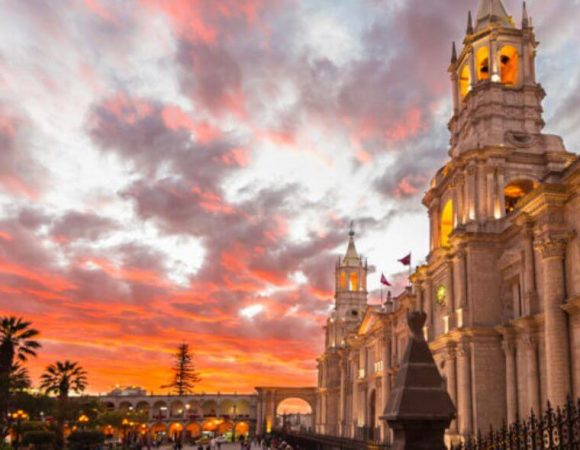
440,200,454,247
476,46,490,81
504,179,536,213
349,272,359,291
500,45,519,85
339,272,347,289
459,64,471,99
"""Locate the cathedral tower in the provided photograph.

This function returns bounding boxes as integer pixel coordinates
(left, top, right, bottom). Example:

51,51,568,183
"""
413,0,578,441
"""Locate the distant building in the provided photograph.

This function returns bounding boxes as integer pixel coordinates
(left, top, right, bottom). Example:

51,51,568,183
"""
107,385,147,396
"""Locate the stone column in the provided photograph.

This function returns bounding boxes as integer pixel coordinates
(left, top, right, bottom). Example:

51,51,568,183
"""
451,73,460,115
490,38,499,81
351,356,359,435
457,176,465,226
468,50,476,89
536,235,572,407
477,163,487,220
466,165,477,221
431,200,441,250
445,345,458,434
382,336,392,443
502,339,518,423
457,340,473,436
523,226,537,314
497,169,506,217
424,280,433,340
338,356,346,436
524,336,540,415
486,169,495,219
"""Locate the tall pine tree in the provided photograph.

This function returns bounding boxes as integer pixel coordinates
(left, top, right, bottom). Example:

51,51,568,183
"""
162,344,201,395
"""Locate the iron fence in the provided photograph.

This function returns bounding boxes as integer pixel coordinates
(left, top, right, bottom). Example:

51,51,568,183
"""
283,430,391,450
452,396,580,450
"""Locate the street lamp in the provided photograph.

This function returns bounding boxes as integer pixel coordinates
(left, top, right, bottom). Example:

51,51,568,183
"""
11,410,29,450
78,414,90,431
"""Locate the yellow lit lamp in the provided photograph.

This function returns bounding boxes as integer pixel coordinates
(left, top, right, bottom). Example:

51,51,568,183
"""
78,414,90,430
11,410,29,421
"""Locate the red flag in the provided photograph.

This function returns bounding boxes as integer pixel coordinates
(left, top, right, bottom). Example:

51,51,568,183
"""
380,273,392,287
398,252,411,266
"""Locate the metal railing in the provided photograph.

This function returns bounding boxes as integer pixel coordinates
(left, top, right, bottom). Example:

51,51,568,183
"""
452,396,580,450
283,431,390,450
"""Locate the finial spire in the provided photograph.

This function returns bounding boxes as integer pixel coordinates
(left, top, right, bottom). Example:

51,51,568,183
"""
522,1,529,28
348,220,354,237
466,10,474,34
451,41,457,64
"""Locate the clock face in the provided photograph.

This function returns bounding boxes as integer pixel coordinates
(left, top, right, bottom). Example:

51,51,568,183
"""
436,284,447,306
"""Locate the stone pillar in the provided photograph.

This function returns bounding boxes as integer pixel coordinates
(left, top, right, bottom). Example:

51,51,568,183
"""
524,335,540,415
446,258,455,314
486,169,495,219
467,165,477,221
425,280,433,340
444,345,458,434
497,169,506,217
490,38,499,81
256,395,263,435
457,340,473,436
468,50,476,89
382,336,392,443
502,339,518,423
431,200,441,250
451,73,460,115
339,356,346,436
523,226,537,314
536,235,572,407
477,163,486,220
457,176,465,226
351,356,359,435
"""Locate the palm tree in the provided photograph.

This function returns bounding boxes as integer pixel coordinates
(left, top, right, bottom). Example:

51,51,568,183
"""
0,317,40,424
40,360,88,399
9,363,32,392
40,361,88,448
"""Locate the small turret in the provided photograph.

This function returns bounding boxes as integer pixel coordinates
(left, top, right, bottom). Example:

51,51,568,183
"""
466,10,474,35
522,1,529,28
451,41,457,64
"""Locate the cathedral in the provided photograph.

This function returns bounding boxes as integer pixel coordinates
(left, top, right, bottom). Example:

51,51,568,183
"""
315,0,580,444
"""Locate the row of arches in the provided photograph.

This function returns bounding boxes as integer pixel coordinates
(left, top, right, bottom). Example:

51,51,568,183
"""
459,44,519,98
104,399,252,419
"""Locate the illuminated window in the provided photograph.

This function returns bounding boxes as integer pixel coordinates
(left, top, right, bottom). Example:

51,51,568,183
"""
504,179,536,213
358,368,365,379
459,64,471,99
476,46,490,81
339,272,347,289
440,200,454,247
500,45,519,85
349,272,359,291
374,361,384,373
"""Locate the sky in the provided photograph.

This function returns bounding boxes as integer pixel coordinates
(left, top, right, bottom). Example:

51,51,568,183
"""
0,0,579,397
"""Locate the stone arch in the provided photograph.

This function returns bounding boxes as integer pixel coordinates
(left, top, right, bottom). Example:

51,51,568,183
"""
202,400,218,417
152,401,168,419
503,178,537,214
185,422,201,439
185,400,201,417
170,400,184,418
499,44,519,85
168,422,184,439
219,399,234,416
218,420,233,435
476,45,490,81
234,399,251,416
256,387,317,435
440,199,454,247
118,401,133,412
459,63,471,99
149,422,167,439
136,401,150,416
234,421,250,437
202,418,218,432
104,401,115,412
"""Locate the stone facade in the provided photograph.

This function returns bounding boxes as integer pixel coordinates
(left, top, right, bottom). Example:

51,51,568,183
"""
316,0,580,444
412,0,580,443
315,231,413,444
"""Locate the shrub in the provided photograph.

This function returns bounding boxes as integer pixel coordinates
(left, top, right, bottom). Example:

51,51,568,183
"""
22,430,56,449
67,430,105,450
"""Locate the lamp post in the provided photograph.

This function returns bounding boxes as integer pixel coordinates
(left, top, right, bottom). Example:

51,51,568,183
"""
121,418,130,449
232,404,237,442
11,410,29,450
78,414,89,431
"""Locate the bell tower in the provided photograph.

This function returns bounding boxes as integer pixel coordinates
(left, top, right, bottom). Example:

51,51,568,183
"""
447,0,566,159
325,226,368,350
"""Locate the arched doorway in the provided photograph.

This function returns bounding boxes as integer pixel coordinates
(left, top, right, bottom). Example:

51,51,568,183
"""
368,390,377,440
234,421,249,439
149,423,167,442
185,422,202,441
168,422,184,441
276,398,313,433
